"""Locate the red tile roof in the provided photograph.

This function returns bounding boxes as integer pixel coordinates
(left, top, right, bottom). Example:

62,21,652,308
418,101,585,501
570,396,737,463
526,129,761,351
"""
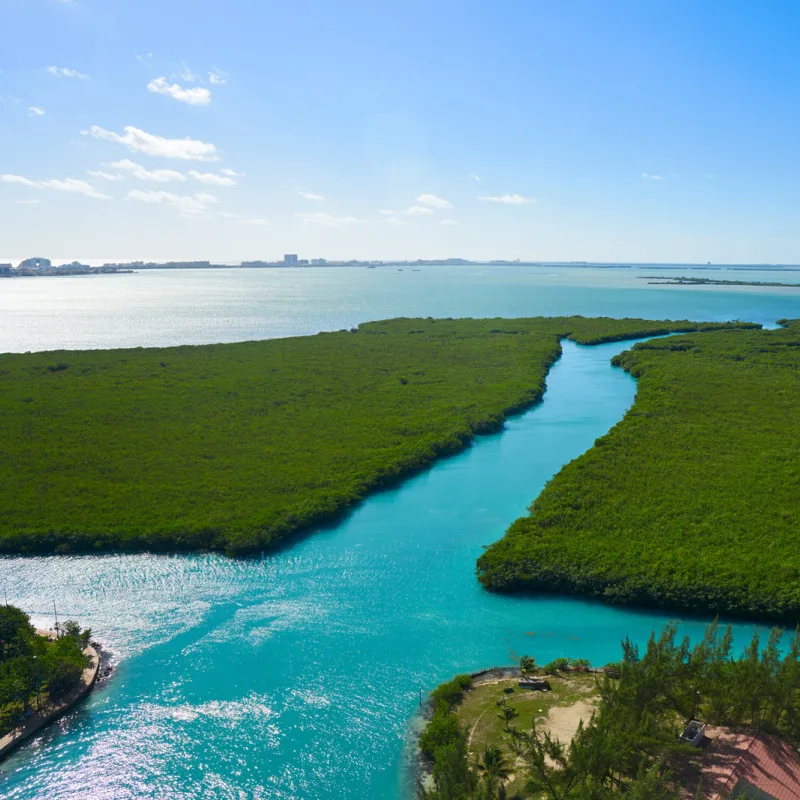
709,733,800,800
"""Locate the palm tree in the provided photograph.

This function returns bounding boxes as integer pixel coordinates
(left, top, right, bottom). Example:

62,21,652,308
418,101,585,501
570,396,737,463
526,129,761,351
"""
476,745,511,799
519,655,536,677
497,702,519,732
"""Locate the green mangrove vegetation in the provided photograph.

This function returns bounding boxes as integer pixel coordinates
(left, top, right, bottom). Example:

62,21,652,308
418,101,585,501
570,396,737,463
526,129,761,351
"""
419,621,800,799
478,321,800,621
0,606,91,736
0,316,744,556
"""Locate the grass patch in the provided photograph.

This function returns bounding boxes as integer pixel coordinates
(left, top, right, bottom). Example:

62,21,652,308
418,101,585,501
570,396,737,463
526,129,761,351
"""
457,673,597,756
478,320,800,621
0,316,745,556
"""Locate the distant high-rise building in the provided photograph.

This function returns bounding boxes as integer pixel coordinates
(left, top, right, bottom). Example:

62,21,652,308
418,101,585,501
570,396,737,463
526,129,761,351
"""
18,257,51,269
283,254,299,265
0,263,12,277
310,258,327,265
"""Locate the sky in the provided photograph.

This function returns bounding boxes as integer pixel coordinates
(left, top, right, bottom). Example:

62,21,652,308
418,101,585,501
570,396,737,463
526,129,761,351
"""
2,0,800,264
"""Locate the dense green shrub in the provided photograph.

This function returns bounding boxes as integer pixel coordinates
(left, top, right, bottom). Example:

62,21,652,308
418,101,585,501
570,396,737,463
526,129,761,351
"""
0,605,90,733
430,674,473,707
478,321,800,621
0,316,744,556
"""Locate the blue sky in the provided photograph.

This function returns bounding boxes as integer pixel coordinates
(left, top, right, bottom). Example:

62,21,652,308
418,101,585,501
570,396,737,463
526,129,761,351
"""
2,0,800,263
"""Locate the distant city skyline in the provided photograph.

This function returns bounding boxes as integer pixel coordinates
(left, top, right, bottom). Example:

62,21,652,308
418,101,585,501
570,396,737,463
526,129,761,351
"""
4,2,800,263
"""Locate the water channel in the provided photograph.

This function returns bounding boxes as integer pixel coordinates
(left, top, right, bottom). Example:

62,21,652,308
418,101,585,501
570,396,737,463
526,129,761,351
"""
0,337,767,799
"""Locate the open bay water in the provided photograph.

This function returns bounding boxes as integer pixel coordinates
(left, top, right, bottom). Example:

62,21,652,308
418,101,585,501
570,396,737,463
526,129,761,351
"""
2,264,800,352
2,267,800,798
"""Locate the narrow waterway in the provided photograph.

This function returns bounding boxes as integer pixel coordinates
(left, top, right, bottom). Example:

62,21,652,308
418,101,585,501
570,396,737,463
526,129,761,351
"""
0,339,765,800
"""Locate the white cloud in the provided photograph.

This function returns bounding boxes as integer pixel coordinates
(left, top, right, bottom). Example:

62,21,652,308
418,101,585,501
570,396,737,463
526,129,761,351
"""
406,205,434,216
88,125,219,161
16,199,40,204
469,174,481,182
219,168,241,177
127,188,217,216
416,193,452,209
1,174,39,187
88,170,124,181
440,219,459,226
47,66,89,79
297,190,325,201
111,158,186,182
28,106,45,117
379,216,405,225
147,77,211,106
2,173,108,199
478,193,535,205
240,218,271,226
41,178,110,199
296,212,362,228
189,170,236,186
640,172,663,180
377,209,396,215
136,53,153,63
219,211,241,219
209,68,228,85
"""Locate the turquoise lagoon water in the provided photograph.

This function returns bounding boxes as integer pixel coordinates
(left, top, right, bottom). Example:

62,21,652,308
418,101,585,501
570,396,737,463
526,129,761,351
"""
1,267,800,798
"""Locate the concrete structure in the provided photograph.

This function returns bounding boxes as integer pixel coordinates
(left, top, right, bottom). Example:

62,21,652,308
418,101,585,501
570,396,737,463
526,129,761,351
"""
283,254,299,265
311,258,327,265
0,264,12,277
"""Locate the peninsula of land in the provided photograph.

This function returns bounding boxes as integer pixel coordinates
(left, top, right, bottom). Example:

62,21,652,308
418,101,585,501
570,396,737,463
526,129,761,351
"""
0,317,747,559
478,319,800,621
0,607,97,761
642,275,800,287
418,621,800,800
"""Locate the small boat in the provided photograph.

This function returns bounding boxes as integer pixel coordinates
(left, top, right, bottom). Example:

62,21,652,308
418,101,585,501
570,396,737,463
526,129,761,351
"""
519,677,551,691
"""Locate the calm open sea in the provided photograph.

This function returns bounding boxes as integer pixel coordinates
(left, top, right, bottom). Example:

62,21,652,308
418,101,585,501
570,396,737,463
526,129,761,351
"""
1,266,798,799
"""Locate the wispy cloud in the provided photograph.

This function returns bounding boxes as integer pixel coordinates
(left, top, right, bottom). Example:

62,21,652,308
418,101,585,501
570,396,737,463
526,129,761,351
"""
147,77,211,106
28,106,45,117
640,172,663,180
240,217,271,226
440,219,459,226
416,193,452,210
87,125,219,161
219,168,241,177
47,66,89,79
297,190,325,201
127,188,218,217
478,193,535,204
111,158,186,182
405,205,434,216
16,199,41,204
189,170,236,186
1,173,109,199
88,170,124,181
136,53,153,63
469,174,481,182
209,68,228,85
378,215,405,225
296,212,362,228
377,209,396,215
177,62,199,82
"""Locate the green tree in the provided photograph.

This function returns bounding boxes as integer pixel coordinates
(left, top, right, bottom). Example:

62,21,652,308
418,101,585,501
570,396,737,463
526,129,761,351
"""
496,702,519,732
519,655,536,677
476,746,510,799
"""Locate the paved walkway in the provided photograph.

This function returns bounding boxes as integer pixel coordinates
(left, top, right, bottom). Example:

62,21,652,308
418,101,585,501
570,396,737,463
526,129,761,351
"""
0,639,100,761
